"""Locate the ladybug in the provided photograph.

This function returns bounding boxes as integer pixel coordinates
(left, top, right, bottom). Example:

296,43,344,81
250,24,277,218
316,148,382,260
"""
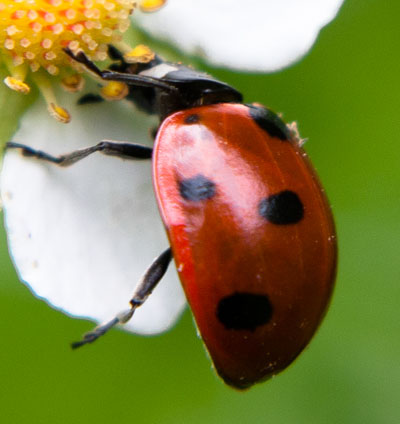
8,47,337,389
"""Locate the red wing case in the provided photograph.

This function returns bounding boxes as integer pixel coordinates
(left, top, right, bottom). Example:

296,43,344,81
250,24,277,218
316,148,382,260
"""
153,103,337,389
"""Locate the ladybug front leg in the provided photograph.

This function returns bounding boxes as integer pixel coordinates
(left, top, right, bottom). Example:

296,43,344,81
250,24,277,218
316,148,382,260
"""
6,140,153,166
65,48,177,93
71,247,173,349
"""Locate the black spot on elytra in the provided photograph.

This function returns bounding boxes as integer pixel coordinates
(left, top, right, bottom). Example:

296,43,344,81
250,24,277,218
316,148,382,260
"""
184,114,200,124
179,174,216,201
217,292,273,331
259,190,304,224
248,104,290,141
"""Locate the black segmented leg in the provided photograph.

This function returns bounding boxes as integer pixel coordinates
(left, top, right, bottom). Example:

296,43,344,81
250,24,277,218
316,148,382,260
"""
64,48,178,93
107,44,124,61
6,140,153,166
71,248,173,349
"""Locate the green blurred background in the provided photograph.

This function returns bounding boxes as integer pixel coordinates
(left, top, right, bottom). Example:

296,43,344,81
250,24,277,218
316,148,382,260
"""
0,0,399,422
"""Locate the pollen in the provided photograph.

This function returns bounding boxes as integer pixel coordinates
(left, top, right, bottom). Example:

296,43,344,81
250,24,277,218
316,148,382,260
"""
123,44,154,63
4,76,30,94
0,0,138,122
139,0,166,13
100,80,128,100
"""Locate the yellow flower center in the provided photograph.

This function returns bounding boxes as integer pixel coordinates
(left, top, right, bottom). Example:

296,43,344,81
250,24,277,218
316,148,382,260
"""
0,0,135,75
0,0,166,122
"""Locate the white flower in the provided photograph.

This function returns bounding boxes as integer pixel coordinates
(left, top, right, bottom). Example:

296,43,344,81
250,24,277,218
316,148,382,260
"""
137,0,344,71
1,0,344,336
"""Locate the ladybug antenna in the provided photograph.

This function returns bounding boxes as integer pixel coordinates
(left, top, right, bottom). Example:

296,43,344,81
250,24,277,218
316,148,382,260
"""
64,48,179,93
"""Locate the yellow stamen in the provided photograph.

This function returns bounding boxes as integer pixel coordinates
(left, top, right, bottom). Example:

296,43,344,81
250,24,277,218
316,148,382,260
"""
113,40,155,63
31,71,70,124
48,103,71,124
2,60,31,93
140,0,167,13
4,76,31,94
61,74,85,92
101,81,129,100
123,44,155,64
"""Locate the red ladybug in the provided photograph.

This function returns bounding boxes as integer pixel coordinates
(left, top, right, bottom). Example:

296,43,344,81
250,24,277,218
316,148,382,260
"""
8,48,337,389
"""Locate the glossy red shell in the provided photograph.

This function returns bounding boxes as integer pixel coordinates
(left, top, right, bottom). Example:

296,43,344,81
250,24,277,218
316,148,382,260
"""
153,103,337,389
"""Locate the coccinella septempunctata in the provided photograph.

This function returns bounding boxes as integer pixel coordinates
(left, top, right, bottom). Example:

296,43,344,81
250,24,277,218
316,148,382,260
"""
8,47,337,389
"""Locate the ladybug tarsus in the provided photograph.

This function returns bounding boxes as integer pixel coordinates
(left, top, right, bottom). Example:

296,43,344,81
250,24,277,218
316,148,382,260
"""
6,142,65,164
71,316,121,349
71,248,172,349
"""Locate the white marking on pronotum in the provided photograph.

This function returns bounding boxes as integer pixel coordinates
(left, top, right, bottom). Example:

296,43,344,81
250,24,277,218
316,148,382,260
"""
140,63,178,79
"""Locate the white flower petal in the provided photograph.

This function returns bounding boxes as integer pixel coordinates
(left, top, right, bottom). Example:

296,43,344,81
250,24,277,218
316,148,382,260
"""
136,0,344,71
1,93,186,335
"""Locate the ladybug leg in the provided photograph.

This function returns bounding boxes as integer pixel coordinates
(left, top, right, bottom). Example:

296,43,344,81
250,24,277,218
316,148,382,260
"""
6,140,152,166
65,48,177,93
71,248,173,349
